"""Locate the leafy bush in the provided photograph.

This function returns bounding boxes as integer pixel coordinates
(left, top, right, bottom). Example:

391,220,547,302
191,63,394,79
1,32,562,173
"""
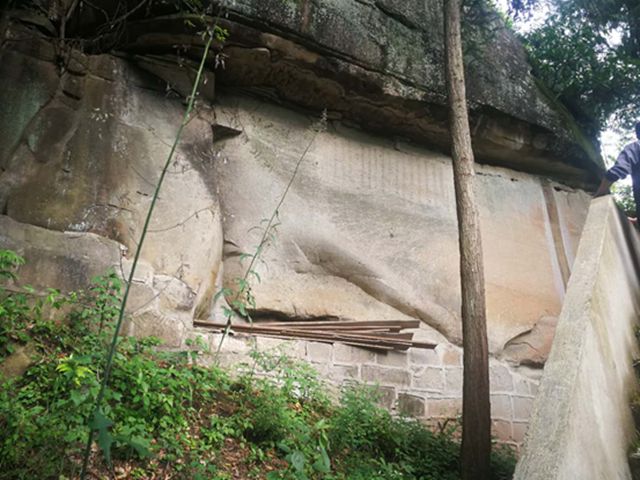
0,250,60,359
0,252,228,478
0,249,24,281
329,386,460,480
612,182,636,218
0,250,516,479
327,386,515,480
239,379,294,444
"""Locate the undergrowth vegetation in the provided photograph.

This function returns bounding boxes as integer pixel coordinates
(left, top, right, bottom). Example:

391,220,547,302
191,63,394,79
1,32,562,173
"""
0,250,516,479
612,182,636,218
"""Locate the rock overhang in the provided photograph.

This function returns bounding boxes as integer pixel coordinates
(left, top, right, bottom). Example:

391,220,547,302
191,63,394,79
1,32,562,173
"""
0,3,597,440
17,0,604,187
109,0,603,187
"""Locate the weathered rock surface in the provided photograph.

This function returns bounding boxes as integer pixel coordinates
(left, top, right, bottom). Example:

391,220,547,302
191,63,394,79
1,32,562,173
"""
0,27,225,346
0,215,121,292
0,21,591,356
0,344,37,380
0,4,599,445
112,0,601,184
212,95,590,352
12,0,602,184
502,316,558,367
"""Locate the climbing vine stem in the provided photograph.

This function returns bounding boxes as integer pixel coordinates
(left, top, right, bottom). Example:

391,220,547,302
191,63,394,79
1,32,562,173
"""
79,24,217,480
214,111,327,359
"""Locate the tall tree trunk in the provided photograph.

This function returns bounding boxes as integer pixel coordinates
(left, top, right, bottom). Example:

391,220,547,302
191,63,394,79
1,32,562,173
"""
443,0,491,478
0,0,12,45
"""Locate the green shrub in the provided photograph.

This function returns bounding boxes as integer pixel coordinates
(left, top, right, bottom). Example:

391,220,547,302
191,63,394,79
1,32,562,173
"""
0,254,229,478
329,385,400,456
240,379,294,444
328,386,460,480
327,385,515,480
491,444,518,480
612,182,636,217
0,250,516,479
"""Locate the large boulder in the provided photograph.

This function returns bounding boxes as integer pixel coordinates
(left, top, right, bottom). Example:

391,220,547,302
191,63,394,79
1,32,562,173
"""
0,215,121,292
114,0,602,185
211,95,590,352
13,0,603,183
0,2,601,448
0,5,592,361
0,29,223,344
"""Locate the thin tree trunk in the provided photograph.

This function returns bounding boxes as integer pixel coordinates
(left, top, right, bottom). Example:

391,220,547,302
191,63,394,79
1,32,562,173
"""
0,0,12,45
443,0,491,478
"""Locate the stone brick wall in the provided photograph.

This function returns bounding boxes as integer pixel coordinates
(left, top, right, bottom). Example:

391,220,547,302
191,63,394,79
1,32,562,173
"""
189,330,540,451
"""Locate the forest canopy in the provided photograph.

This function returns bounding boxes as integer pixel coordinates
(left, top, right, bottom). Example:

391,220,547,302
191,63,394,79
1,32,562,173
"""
506,0,640,137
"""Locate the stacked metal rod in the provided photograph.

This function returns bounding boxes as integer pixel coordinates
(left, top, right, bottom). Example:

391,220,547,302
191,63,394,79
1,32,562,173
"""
193,319,437,352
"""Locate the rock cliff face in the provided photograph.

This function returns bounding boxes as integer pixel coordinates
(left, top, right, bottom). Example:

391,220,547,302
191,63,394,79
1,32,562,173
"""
212,0,602,181
68,0,602,183
0,1,597,447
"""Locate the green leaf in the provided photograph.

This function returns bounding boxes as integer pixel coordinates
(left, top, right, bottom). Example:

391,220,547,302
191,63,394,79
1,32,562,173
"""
234,301,247,317
89,410,114,466
113,434,152,459
249,270,261,283
312,446,331,473
288,450,305,473
239,253,254,262
247,295,257,309
213,288,232,304
277,441,291,454
70,390,86,406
